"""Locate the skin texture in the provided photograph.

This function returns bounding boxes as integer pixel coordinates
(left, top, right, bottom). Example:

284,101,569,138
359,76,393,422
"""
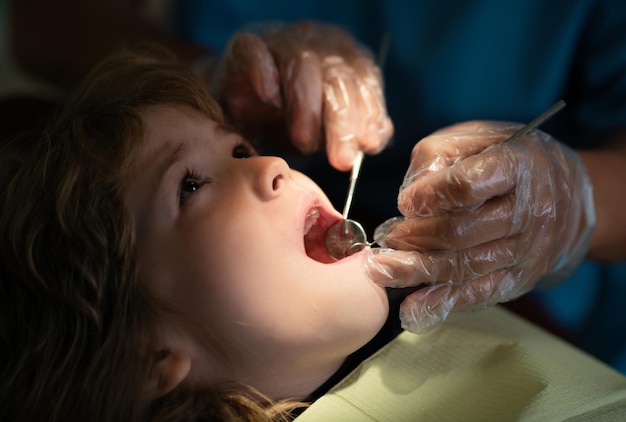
125,104,389,399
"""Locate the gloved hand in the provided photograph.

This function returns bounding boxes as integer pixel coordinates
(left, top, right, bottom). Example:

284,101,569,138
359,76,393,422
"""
203,21,394,171
364,120,595,334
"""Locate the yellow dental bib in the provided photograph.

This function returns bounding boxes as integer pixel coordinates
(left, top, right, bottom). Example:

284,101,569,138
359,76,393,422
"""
296,306,626,421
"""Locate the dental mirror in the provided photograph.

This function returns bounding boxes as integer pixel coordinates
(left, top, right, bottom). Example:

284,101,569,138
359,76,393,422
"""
325,151,368,260
325,218,369,259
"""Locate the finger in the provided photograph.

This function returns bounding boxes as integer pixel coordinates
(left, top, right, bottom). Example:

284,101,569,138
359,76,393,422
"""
404,121,520,177
365,235,522,287
383,194,516,250
352,58,394,154
226,33,281,107
399,142,519,217
323,57,364,171
398,268,532,334
270,38,323,154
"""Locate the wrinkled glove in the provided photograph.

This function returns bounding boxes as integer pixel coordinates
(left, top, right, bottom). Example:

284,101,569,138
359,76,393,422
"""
202,21,394,171
364,120,595,334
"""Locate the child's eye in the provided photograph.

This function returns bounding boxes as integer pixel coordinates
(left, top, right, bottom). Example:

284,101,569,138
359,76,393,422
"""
180,171,208,205
232,141,257,159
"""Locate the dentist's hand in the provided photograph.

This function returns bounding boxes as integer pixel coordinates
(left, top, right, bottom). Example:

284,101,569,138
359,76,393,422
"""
364,120,595,334
204,21,394,171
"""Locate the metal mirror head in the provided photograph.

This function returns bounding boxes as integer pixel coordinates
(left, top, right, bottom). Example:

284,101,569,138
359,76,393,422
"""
325,219,368,260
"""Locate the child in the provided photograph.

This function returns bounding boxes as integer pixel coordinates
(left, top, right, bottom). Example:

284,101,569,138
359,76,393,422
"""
0,49,393,420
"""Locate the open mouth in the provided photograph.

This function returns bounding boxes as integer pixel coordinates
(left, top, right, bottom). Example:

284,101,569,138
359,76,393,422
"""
303,206,340,263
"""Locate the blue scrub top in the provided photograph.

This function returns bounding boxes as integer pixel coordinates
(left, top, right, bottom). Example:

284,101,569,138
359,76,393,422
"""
173,0,626,372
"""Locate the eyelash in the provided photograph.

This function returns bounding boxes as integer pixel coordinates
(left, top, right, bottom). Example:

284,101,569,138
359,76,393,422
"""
232,141,257,159
179,142,258,205
179,169,207,205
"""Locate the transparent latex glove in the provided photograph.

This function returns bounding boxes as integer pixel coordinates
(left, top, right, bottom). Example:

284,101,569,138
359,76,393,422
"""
205,21,394,171
364,120,595,334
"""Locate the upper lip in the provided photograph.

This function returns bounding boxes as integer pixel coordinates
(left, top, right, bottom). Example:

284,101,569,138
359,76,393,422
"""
300,192,341,224
300,193,340,233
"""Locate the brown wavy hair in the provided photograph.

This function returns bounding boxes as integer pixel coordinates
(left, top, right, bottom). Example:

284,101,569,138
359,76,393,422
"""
0,48,304,421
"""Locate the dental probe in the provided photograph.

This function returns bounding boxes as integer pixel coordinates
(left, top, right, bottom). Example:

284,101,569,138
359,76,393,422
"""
341,150,364,223
503,99,566,144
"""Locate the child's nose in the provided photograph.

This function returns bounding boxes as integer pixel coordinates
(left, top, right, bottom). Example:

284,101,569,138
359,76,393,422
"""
251,156,290,200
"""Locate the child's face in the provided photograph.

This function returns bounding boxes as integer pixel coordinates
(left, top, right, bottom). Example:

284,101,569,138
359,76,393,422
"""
126,104,389,398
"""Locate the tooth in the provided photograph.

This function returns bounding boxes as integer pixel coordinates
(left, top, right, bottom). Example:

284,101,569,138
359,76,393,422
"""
304,208,320,236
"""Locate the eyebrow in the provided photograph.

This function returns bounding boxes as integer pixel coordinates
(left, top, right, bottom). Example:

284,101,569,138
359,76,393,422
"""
216,123,239,140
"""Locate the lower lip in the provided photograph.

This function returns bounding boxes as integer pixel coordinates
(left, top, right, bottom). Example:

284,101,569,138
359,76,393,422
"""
327,246,369,265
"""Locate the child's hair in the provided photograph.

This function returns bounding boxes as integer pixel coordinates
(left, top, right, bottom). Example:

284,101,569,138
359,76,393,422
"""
0,47,303,421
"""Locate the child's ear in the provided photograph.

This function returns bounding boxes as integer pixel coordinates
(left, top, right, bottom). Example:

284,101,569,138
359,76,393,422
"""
148,349,192,398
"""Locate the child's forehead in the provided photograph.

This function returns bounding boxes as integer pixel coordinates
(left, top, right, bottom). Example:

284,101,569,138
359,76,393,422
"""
140,105,216,137
137,104,242,156
140,103,213,123
140,103,232,134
